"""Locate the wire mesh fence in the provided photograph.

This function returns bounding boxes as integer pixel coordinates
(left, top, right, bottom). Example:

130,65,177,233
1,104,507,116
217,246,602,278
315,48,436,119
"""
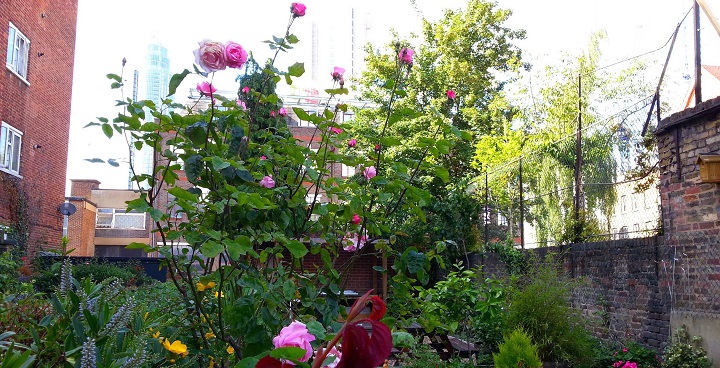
478,95,662,248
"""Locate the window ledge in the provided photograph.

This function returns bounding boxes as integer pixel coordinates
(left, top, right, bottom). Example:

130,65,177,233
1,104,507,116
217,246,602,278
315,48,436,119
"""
5,65,30,86
0,167,22,178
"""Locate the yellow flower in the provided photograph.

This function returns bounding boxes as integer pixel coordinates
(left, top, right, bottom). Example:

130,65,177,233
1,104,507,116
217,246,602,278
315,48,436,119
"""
153,330,161,339
196,280,216,291
214,291,224,298
144,312,149,320
205,331,215,339
208,356,215,368
226,345,235,355
163,339,188,356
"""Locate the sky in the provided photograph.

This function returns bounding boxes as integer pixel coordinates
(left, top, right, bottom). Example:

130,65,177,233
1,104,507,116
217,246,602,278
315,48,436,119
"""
65,0,720,192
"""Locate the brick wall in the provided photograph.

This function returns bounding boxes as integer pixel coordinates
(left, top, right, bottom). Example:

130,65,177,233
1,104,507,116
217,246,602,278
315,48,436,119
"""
656,96,720,238
478,237,671,350
0,0,78,255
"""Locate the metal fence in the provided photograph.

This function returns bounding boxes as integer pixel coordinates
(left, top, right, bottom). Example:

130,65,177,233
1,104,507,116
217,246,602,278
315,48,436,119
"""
478,95,662,248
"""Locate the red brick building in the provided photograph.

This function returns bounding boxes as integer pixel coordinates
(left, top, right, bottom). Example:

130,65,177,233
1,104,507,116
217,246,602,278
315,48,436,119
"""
0,1,78,255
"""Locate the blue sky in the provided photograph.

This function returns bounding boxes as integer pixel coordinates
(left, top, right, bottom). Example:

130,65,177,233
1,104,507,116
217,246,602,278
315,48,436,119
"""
65,0,720,191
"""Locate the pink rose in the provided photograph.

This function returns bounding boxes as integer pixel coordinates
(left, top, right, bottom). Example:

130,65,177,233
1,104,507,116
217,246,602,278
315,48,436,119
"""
352,213,361,225
330,127,342,134
613,361,624,368
260,156,267,160
331,66,345,81
622,348,628,353
290,3,306,17
236,100,247,110
348,138,356,148
259,175,275,188
193,40,227,73
197,81,217,96
224,41,248,69
273,321,315,362
322,346,341,368
279,107,287,117
622,362,637,368
398,47,414,65
447,89,456,100
270,111,276,117
363,166,376,180
344,232,367,252
242,86,250,94
374,144,381,152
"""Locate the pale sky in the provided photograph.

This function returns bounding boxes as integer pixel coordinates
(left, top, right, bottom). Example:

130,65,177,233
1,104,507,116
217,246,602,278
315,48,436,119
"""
66,0,720,192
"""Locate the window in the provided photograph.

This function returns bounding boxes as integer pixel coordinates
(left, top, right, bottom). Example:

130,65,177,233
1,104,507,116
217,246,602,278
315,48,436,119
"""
0,122,22,176
497,213,508,226
341,164,356,177
167,194,184,219
96,208,146,229
6,23,30,80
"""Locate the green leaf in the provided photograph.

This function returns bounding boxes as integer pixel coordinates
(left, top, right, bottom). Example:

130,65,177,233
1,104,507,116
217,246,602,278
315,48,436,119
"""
288,62,305,77
324,88,349,95
201,241,224,258
286,34,299,44
212,156,231,171
236,356,260,368
306,321,326,340
126,242,151,252
270,347,307,361
405,250,427,274
185,154,204,183
292,107,312,121
282,279,296,299
168,69,190,97
101,123,113,138
285,240,308,258
106,73,122,82
435,167,449,183
168,187,198,202
373,266,387,272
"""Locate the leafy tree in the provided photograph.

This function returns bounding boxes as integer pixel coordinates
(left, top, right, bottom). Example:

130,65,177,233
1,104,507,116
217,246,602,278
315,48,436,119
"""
352,0,525,259
475,32,654,245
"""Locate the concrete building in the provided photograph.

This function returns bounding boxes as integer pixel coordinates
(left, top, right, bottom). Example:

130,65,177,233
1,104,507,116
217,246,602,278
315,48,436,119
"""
66,179,150,257
0,0,78,255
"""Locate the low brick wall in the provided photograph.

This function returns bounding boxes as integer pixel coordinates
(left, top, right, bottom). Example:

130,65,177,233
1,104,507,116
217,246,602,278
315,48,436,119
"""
479,236,671,350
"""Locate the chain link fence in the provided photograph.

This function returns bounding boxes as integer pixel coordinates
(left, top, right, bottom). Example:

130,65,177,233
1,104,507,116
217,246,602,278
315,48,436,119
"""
478,95,662,248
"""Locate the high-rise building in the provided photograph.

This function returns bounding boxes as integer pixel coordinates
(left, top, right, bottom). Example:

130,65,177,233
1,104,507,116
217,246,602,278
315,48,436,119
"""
129,42,170,189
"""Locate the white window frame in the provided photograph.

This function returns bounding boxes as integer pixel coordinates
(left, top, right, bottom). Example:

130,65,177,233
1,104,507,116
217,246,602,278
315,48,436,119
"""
341,164,356,177
96,208,147,230
0,122,23,176
6,22,30,82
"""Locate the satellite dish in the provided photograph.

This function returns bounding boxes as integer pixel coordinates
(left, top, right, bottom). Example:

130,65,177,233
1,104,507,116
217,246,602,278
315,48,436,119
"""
58,202,77,216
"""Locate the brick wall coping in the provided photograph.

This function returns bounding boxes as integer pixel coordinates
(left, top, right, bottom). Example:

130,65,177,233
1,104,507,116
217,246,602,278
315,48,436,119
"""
66,196,97,207
656,96,720,134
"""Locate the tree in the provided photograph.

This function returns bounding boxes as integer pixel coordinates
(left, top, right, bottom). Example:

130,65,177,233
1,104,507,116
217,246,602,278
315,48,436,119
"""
475,32,654,245
351,0,525,259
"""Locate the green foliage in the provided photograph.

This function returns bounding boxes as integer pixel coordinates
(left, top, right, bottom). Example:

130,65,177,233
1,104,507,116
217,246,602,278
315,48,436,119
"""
505,256,595,366
484,240,526,276
0,253,21,294
33,259,155,294
662,326,712,368
395,340,476,368
493,329,542,368
594,341,661,368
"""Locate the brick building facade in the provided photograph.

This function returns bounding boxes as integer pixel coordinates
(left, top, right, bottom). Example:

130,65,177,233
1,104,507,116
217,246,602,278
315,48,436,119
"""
0,0,78,255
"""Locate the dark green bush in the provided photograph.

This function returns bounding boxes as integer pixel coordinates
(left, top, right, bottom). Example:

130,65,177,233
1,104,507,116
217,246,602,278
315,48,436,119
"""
33,259,155,293
505,255,595,366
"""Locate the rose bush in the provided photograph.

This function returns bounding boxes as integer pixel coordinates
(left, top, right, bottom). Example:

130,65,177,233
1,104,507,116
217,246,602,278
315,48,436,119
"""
87,2,458,367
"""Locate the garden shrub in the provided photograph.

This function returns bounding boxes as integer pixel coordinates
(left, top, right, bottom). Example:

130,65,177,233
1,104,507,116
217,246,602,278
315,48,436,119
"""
0,253,20,294
505,255,595,366
493,329,542,368
33,259,156,293
662,326,711,368
593,341,661,368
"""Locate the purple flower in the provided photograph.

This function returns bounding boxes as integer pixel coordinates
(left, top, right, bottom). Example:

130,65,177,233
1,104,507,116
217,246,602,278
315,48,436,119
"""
331,66,345,81
279,107,287,117
363,166,376,180
291,2,306,17
352,213,361,225
348,138,357,148
330,127,342,134
236,100,247,110
197,81,216,96
398,47,414,65
259,175,275,188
